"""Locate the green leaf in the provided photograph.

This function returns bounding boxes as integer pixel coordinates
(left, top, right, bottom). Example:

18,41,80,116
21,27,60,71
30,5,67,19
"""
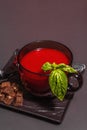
42,62,77,73
41,62,77,101
51,62,58,69
49,69,68,101
57,63,77,73
41,62,53,71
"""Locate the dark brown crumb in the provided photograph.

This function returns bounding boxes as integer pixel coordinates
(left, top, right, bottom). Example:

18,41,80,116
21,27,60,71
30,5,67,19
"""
14,92,23,106
3,95,14,105
0,93,5,101
0,81,23,106
0,81,11,88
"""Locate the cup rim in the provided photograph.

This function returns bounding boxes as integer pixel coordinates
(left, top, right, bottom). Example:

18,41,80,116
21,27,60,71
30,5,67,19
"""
17,40,73,76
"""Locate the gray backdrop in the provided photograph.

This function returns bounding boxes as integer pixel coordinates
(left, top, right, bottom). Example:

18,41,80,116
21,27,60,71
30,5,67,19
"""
0,0,87,130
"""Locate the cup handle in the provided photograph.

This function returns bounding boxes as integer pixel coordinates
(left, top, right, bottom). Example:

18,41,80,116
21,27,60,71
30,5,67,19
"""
72,63,86,74
68,63,86,91
68,72,83,91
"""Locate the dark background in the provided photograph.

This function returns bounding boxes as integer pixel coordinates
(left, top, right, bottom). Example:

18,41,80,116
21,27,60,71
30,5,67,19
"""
0,0,87,130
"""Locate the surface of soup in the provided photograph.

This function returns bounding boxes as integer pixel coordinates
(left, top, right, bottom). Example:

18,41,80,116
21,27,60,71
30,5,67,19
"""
20,48,70,73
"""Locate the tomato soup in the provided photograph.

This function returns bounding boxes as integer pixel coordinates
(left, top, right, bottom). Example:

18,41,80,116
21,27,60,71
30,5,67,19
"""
18,43,72,94
20,48,70,74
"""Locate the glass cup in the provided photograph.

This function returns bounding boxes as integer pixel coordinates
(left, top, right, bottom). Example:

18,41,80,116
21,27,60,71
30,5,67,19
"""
17,40,73,95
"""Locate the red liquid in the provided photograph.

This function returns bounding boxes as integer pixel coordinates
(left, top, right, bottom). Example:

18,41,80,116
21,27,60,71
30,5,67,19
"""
20,48,70,73
20,48,70,93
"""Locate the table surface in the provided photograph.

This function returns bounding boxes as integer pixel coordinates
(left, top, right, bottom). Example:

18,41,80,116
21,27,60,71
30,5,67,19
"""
0,0,87,130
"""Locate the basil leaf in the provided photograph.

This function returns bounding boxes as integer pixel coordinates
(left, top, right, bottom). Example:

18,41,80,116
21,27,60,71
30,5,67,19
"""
41,62,53,71
57,63,77,73
49,69,68,101
61,65,77,73
42,62,77,101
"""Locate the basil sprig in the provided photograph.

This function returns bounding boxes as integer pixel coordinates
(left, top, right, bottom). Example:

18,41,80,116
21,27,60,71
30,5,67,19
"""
42,62,77,101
